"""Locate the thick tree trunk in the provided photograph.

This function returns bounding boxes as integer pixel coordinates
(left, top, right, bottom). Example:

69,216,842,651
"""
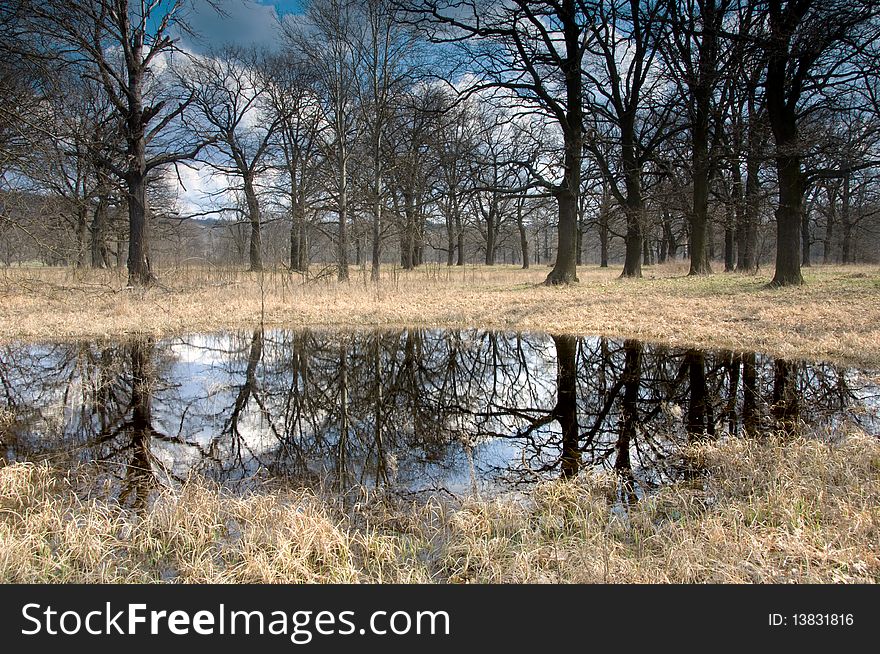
544,8,582,286
686,350,713,440
621,211,642,278
244,175,262,272
485,206,496,266
686,1,720,276
772,359,799,432
724,227,735,272
546,184,580,284
620,114,642,278
123,39,155,288
766,18,804,287
402,192,415,270
724,200,735,272
689,109,712,275
740,149,760,271
770,153,805,286
90,198,109,268
126,169,153,287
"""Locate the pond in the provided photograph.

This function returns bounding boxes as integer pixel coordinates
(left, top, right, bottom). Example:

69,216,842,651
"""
1,328,878,505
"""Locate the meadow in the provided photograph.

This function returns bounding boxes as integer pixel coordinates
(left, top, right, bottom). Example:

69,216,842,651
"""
1,262,879,365
1,262,879,583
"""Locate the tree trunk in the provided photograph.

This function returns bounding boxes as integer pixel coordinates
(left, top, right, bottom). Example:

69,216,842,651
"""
445,203,456,266
620,114,642,278
402,191,415,270
485,204,496,266
517,200,529,269
724,199,735,272
126,169,153,287
90,168,110,268
544,9,582,285
801,204,811,267
741,351,758,436
75,203,89,267
689,101,712,275
370,148,382,282
765,19,804,287
244,175,262,272
686,350,712,440
337,144,350,281
599,211,609,268
289,198,308,272
455,210,464,266
822,184,836,264
617,339,642,498
770,152,805,286
724,225,735,272
840,172,851,264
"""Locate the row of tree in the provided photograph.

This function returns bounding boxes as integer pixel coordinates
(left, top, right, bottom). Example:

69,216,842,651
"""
1,0,879,286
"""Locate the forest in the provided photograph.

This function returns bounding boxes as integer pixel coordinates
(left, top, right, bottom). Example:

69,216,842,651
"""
1,0,878,285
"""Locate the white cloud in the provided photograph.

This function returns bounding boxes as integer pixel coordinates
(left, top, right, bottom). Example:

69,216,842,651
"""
176,0,285,53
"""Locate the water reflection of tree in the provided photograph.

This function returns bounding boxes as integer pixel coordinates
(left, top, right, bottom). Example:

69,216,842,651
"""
1,329,875,497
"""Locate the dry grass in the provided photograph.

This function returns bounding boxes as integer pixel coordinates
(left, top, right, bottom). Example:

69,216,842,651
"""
2,431,878,583
1,262,879,366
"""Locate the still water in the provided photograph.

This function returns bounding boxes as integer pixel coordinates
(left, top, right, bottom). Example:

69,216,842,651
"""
1,328,878,503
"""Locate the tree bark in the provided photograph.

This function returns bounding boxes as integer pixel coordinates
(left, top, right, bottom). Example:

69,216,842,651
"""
244,174,262,272
620,114,642,278
544,1,582,285
517,199,529,269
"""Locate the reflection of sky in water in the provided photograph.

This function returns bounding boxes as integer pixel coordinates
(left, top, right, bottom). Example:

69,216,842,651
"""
2,329,878,499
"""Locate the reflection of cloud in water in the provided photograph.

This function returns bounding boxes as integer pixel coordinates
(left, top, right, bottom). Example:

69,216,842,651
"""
1,329,878,503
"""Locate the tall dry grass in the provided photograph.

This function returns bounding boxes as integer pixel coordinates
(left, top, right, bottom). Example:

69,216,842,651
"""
2,432,878,583
1,262,879,365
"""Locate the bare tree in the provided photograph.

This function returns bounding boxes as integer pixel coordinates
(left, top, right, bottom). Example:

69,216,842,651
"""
661,0,733,275
757,0,880,286
181,47,280,272
25,0,212,286
583,0,671,278
262,52,324,273
402,0,597,284
354,0,420,280
289,0,364,282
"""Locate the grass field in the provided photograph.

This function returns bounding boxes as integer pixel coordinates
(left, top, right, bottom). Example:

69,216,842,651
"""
1,261,879,584
1,261,879,365
1,433,877,583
